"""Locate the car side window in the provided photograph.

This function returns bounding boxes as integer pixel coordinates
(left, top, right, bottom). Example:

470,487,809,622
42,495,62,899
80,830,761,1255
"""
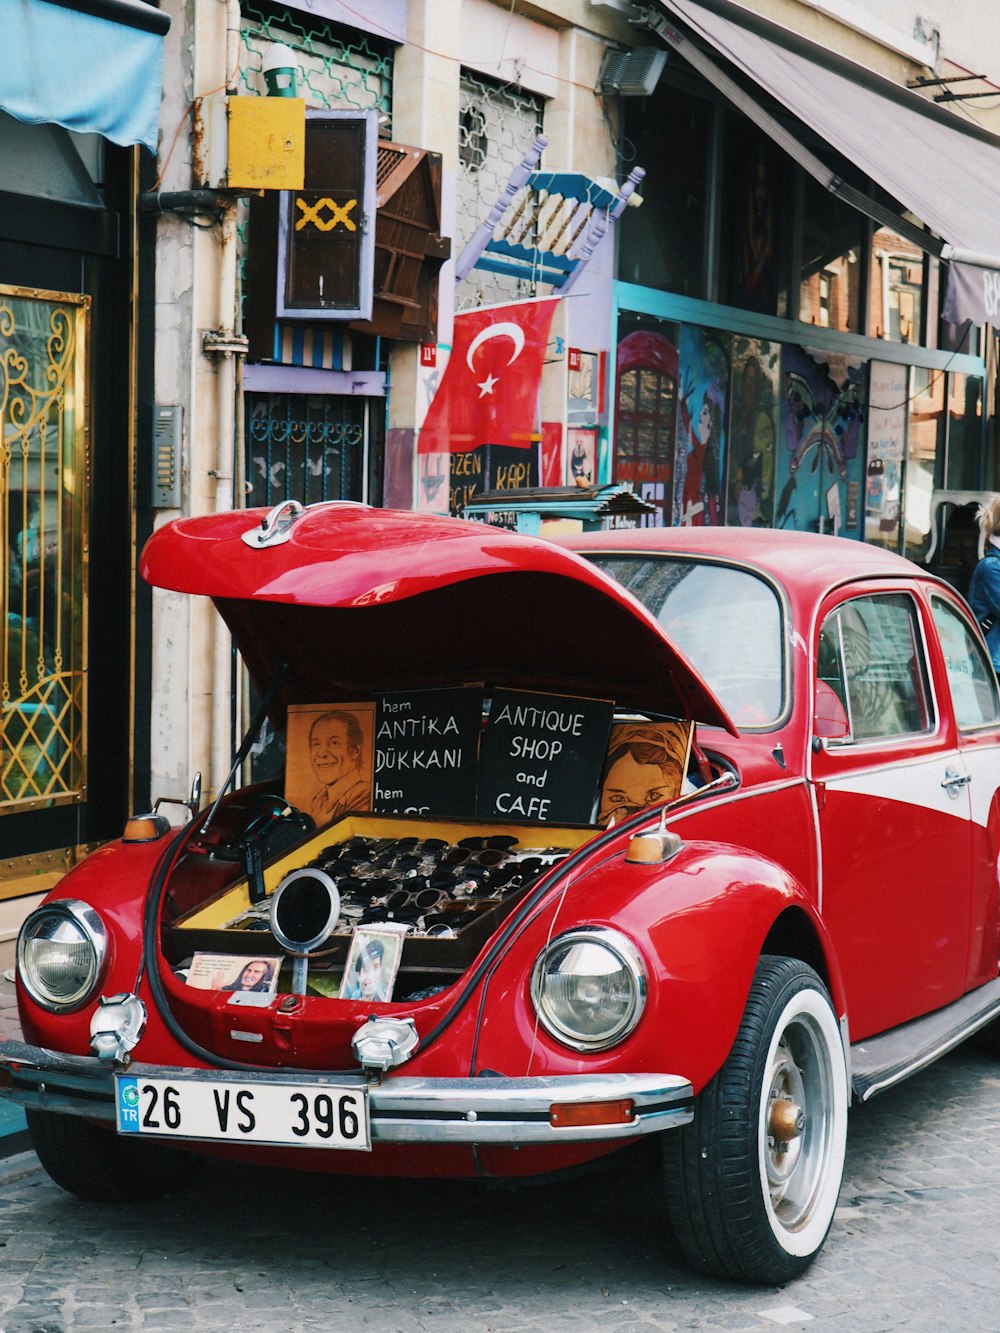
930,596,1000,730
817,594,931,742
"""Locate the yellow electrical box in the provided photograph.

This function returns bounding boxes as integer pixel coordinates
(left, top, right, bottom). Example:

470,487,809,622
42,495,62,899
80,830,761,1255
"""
227,97,305,190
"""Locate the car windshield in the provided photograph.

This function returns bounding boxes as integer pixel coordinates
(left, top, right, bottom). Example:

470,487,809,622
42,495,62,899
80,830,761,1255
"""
583,554,786,728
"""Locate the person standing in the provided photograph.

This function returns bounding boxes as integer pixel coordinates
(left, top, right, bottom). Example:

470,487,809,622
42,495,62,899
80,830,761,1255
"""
967,495,1000,670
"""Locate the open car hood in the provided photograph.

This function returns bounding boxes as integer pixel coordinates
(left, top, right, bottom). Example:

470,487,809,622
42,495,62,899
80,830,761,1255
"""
140,503,736,732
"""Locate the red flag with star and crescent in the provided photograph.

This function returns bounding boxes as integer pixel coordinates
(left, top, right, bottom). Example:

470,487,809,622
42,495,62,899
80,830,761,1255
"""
418,297,559,454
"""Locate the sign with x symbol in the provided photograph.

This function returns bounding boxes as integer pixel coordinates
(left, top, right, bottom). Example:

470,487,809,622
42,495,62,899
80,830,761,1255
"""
294,196,358,232
276,111,378,320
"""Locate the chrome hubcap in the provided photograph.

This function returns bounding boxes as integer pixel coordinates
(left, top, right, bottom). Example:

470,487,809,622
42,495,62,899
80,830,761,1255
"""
763,1016,834,1233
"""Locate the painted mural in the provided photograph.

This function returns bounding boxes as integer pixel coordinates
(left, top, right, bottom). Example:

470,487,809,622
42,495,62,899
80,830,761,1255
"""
727,338,779,527
775,346,867,538
673,325,731,526
614,321,878,537
614,324,681,525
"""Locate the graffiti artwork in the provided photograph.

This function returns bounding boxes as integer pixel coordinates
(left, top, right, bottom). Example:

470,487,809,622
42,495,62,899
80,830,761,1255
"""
775,346,866,538
728,339,779,527
673,326,730,526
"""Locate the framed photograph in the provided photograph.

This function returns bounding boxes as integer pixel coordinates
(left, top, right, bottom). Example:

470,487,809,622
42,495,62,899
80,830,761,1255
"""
286,702,376,826
186,953,281,994
567,349,601,425
339,927,405,1003
597,720,694,826
567,427,597,489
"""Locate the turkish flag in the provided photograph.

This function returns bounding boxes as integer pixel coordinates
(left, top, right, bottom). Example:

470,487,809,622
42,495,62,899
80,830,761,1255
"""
418,297,559,454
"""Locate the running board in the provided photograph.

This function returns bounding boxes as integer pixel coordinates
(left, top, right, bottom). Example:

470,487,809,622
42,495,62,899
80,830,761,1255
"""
850,977,1000,1102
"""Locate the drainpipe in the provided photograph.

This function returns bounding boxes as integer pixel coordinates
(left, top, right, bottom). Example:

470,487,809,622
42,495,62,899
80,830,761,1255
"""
200,0,248,798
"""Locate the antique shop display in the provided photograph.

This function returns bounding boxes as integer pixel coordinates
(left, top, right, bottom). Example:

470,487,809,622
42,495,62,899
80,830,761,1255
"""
3,502,1000,1287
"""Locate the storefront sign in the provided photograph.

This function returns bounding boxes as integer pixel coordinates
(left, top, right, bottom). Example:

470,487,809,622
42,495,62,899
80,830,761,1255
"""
449,443,540,515
373,687,483,817
477,689,612,823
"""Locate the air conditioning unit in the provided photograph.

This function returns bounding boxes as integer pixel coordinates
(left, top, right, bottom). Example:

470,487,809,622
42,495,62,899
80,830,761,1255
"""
599,47,668,97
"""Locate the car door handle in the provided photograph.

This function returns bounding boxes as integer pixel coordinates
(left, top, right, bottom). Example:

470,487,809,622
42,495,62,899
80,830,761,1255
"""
941,766,972,796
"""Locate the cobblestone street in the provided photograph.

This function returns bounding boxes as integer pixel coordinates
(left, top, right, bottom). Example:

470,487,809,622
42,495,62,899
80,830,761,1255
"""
1,967,999,1332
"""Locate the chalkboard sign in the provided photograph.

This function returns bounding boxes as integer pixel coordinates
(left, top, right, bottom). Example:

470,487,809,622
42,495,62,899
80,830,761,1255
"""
477,689,612,824
373,687,483,817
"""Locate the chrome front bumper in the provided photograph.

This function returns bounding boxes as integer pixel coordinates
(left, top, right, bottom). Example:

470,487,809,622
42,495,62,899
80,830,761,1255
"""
0,1040,693,1145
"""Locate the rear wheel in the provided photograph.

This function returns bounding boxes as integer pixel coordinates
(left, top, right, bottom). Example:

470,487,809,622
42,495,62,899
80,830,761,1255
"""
27,1109,198,1203
663,956,848,1283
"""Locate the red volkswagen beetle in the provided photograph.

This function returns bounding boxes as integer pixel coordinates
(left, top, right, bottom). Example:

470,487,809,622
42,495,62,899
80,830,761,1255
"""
3,502,1000,1285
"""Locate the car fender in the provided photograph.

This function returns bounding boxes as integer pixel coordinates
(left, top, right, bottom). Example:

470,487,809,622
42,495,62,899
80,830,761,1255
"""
471,839,845,1097
15,838,168,1052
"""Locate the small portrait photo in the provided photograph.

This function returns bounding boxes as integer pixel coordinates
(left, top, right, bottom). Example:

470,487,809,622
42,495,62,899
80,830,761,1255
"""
567,427,596,489
597,720,694,826
186,952,282,994
339,928,404,1004
285,702,375,827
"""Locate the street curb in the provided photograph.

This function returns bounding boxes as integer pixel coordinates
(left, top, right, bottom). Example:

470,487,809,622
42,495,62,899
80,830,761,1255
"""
0,1148,40,1184
0,1129,31,1160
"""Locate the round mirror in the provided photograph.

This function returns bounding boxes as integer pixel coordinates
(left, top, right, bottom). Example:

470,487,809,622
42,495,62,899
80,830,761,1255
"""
269,868,341,954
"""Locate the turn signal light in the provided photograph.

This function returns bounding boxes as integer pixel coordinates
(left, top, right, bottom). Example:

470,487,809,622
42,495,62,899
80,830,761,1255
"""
626,831,682,864
549,1098,635,1128
123,814,171,843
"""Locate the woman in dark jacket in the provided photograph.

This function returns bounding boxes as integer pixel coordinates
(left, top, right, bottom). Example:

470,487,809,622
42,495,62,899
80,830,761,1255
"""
967,495,1000,671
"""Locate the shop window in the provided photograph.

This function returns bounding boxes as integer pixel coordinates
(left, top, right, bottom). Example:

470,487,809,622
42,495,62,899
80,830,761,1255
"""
618,80,712,298
1,286,88,810
798,175,864,333
945,373,983,491
903,366,945,562
719,124,787,317
727,340,779,528
867,228,925,342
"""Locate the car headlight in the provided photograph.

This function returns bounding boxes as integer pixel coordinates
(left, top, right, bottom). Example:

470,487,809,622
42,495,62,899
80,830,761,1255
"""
530,927,647,1052
17,900,108,1013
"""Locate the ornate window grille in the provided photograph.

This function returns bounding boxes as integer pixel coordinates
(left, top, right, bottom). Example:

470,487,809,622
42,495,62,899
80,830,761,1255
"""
238,5,392,114
245,392,382,506
0,286,88,810
456,70,544,310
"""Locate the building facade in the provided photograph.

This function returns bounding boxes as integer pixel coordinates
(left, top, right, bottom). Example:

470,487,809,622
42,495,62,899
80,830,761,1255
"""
0,0,170,956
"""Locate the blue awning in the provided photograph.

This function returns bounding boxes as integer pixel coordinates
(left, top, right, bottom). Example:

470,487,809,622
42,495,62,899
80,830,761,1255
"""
5,0,169,153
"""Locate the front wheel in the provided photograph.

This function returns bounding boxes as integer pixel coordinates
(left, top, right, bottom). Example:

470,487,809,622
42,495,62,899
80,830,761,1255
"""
663,956,848,1284
27,1109,199,1203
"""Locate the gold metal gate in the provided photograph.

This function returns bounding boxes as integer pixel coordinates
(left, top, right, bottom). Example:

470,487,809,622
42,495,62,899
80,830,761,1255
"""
0,284,88,810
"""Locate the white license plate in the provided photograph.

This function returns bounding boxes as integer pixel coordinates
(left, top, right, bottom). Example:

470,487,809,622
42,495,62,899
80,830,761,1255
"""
115,1074,370,1150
